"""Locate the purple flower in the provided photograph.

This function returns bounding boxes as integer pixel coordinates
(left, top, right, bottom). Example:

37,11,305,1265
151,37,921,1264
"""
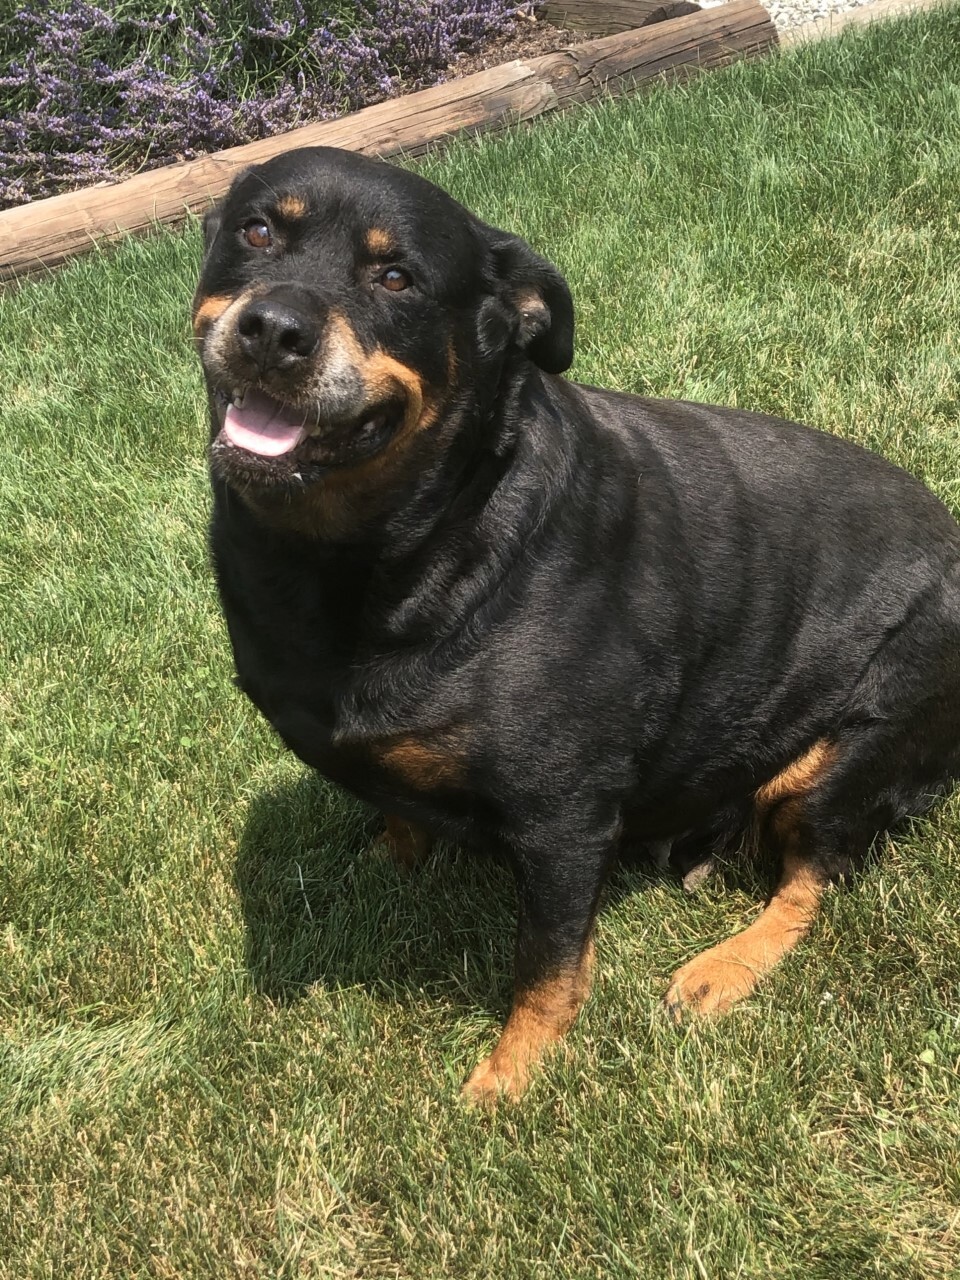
0,0,535,208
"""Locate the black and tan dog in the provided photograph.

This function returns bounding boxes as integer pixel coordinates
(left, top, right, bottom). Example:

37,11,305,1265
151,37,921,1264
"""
193,146,960,1103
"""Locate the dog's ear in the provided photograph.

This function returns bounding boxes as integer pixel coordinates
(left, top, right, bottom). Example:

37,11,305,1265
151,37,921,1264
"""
200,167,255,262
201,200,223,258
484,229,575,374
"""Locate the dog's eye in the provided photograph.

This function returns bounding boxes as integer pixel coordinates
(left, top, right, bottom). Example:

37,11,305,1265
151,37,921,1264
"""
242,220,273,250
379,268,411,292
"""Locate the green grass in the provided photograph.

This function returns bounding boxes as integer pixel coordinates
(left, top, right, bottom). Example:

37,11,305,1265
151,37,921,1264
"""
3,10,960,1277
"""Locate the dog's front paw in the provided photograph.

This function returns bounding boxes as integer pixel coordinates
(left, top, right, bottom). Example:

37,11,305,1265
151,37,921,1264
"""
367,816,432,872
461,1052,529,1107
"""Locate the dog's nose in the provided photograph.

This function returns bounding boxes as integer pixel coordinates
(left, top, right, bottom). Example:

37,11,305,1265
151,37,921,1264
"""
236,299,319,372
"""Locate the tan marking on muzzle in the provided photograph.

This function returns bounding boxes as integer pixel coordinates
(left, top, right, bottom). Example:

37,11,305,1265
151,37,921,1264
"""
364,352,426,433
192,293,235,339
196,286,274,372
242,313,452,540
325,312,431,439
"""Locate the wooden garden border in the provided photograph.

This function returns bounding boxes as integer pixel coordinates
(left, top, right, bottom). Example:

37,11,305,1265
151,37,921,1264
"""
0,0,775,281
0,0,954,281
540,0,703,33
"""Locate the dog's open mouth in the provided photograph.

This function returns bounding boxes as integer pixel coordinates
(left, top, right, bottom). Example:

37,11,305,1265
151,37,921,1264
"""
210,386,404,485
222,387,311,458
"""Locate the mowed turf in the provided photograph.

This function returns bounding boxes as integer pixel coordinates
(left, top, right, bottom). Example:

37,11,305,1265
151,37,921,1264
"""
2,10,960,1277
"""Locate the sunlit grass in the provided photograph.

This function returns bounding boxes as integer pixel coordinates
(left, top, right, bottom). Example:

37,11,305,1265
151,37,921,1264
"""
2,9,959,1277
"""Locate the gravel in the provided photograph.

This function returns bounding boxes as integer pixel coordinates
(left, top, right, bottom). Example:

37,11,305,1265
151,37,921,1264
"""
451,0,903,90
456,0,898,80
700,0,885,33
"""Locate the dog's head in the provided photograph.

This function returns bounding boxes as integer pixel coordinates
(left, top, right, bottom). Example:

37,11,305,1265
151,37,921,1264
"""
193,146,574,517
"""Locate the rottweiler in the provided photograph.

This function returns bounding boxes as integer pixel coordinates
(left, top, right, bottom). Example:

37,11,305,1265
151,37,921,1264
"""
193,146,960,1104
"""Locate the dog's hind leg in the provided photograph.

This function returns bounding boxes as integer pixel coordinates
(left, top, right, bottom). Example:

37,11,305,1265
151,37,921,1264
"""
664,742,838,1019
665,657,960,1021
664,842,829,1021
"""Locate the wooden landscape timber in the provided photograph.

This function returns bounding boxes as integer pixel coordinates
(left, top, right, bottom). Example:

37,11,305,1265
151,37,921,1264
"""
542,0,703,35
0,0,776,281
5,0,952,283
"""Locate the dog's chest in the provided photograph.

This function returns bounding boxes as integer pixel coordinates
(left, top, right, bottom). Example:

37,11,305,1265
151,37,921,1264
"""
224,583,468,807
253,673,468,810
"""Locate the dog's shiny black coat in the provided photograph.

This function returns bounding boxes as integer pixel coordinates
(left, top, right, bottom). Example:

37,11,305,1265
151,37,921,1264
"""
195,146,960,1088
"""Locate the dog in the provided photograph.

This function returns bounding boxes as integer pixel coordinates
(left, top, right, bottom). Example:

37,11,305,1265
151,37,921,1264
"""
192,146,960,1104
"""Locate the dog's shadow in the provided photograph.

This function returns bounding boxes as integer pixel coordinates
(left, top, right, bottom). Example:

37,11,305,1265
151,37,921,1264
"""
235,772,520,1014
234,772,773,1013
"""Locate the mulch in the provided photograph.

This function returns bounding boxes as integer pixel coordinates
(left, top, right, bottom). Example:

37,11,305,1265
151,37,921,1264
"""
444,13,590,80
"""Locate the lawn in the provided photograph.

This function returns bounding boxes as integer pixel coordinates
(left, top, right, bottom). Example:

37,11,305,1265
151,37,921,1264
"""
2,8,960,1277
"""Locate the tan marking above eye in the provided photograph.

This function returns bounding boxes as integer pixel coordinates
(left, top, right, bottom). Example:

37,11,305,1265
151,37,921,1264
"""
365,228,396,257
276,194,307,219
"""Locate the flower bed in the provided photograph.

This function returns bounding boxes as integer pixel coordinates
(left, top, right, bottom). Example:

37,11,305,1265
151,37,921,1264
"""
0,0,531,208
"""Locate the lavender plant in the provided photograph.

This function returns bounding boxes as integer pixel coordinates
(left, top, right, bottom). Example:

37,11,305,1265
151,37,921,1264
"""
0,0,530,208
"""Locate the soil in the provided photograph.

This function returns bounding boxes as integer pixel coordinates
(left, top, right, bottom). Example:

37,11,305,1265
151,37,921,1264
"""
444,14,590,81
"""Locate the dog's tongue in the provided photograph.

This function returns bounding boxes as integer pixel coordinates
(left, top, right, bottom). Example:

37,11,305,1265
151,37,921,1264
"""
223,389,306,457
